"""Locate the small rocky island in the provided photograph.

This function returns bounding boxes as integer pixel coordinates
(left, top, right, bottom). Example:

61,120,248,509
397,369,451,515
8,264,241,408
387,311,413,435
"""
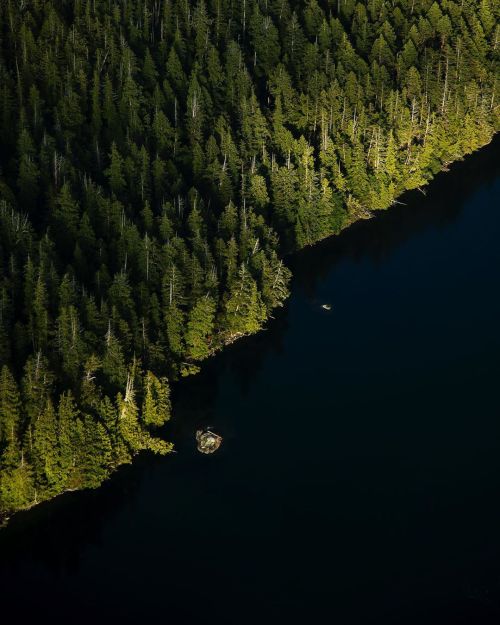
196,430,223,454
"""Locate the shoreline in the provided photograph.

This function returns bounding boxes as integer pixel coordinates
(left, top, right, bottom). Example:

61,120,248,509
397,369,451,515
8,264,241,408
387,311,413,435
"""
2,130,498,529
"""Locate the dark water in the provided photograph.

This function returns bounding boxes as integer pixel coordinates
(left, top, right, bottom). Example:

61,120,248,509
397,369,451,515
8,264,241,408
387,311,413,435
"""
1,138,500,625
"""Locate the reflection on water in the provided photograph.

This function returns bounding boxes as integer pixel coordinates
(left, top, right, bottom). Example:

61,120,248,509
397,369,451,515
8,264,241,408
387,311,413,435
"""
1,136,500,625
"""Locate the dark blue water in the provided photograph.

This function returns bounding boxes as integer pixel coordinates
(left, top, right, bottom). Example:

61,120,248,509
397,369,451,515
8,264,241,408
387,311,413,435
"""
1,138,499,625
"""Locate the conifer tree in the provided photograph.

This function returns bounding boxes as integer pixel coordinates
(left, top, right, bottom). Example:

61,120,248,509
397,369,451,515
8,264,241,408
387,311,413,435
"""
142,371,171,428
223,264,266,336
185,296,216,360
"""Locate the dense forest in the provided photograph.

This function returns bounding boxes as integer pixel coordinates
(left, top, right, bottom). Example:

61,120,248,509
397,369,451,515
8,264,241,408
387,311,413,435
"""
0,0,498,519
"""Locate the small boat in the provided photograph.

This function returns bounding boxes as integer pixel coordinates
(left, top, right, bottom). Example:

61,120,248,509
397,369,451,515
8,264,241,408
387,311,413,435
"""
196,429,223,454
321,304,332,311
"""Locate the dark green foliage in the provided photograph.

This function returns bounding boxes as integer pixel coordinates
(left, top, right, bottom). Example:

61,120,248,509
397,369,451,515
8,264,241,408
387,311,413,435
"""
0,0,498,518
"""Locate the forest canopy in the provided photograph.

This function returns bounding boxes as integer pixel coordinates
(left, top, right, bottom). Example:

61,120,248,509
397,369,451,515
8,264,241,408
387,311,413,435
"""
0,0,498,518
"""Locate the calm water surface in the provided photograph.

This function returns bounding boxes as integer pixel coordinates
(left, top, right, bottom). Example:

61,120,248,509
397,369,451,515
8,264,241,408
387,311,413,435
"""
1,138,500,625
